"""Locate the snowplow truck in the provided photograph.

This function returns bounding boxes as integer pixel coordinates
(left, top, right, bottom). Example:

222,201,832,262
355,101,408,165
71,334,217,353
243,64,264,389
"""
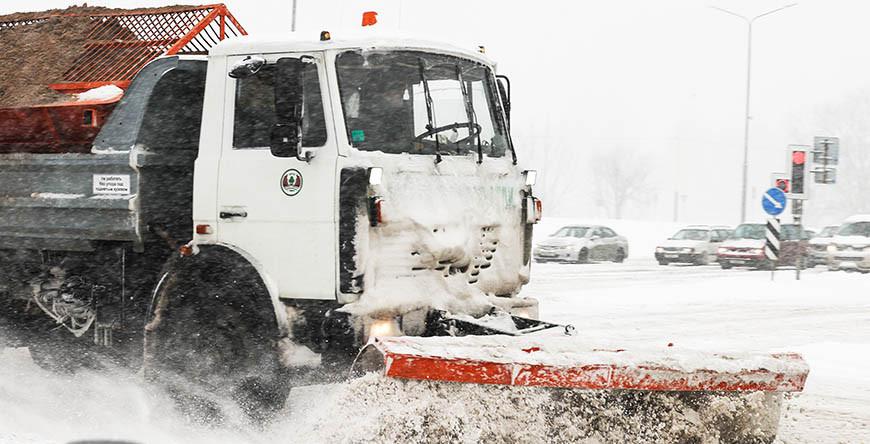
0,32,808,434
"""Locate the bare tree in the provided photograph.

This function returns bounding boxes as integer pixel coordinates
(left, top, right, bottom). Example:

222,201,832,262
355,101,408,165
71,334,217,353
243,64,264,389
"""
591,148,652,219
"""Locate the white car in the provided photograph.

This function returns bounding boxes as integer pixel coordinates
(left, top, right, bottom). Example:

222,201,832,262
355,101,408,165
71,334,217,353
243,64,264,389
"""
655,225,731,266
534,225,629,263
807,225,839,267
828,215,870,273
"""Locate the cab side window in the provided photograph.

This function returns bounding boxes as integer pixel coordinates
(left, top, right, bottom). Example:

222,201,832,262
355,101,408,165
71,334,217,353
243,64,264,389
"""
601,228,617,238
233,62,327,149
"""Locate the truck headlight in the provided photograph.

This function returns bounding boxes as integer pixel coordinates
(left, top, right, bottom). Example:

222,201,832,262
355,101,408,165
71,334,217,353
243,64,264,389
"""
827,244,837,253
717,247,727,254
369,318,402,338
751,248,763,255
680,248,693,254
655,247,664,253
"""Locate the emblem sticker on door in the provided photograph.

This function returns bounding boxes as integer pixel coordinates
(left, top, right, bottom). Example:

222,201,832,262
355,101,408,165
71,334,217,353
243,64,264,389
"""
280,169,303,196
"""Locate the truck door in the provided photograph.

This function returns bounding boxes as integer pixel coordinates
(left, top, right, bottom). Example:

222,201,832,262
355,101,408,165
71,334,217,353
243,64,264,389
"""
216,54,337,300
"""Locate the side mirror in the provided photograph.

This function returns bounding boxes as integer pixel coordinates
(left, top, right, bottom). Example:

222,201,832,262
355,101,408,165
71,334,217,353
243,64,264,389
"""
271,57,306,159
496,74,511,124
270,123,300,158
229,55,266,78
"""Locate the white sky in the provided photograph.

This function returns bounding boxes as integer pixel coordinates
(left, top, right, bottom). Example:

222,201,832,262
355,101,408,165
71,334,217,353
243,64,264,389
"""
4,0,869,225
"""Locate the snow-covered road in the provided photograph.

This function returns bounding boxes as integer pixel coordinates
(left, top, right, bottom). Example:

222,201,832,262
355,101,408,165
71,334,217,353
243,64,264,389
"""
0,259,867,443
528,259,870,443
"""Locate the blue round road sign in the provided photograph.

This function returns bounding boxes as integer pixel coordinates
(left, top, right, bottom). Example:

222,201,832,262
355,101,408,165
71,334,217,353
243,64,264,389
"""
762,187,787,216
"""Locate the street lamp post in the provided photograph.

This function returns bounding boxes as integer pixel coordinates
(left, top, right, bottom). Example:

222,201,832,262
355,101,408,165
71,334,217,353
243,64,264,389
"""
711,3,797,222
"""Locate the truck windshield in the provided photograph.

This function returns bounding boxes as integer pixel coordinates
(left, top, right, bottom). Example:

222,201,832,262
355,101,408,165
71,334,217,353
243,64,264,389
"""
336,50,511,158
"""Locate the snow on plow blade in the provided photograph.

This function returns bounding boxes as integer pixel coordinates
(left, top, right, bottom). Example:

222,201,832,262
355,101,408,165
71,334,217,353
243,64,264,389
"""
353,336,809,392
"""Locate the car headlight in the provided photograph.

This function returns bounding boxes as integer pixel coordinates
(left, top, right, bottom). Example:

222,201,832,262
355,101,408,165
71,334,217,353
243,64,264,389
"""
656,247,664,253
863,245,870,252
827,244,837,253
751,248,764,255
717,247,727,254
680,248,693,254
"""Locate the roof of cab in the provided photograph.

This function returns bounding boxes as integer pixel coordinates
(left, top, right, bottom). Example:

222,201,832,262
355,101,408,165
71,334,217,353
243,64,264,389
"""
209,32,494,65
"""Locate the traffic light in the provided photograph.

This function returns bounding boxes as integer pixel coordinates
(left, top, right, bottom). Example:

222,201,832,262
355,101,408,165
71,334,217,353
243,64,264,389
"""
789,146,807,196
775,178,790,193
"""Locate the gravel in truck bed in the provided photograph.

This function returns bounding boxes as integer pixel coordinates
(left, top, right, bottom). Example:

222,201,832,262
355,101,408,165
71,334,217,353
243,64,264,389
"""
0,5,193,107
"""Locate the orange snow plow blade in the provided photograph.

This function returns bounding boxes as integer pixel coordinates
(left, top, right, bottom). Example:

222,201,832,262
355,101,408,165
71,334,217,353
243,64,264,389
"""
354,336,809,392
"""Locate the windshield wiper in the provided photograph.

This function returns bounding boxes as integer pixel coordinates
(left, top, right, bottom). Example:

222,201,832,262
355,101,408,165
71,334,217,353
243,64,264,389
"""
456,65,482,164
417,59,442,164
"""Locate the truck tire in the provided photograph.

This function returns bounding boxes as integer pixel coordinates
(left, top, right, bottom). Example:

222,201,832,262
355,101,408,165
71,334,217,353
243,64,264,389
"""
720,262,733,270
144,252,290,421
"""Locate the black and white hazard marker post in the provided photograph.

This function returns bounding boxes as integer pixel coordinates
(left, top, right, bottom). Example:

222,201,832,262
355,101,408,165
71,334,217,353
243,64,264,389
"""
765,217,781,281
761,186,787,281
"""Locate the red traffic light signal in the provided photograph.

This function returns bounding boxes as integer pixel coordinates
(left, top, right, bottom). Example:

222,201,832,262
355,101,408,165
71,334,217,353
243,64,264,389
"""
792,150,806,165
775,178,790,193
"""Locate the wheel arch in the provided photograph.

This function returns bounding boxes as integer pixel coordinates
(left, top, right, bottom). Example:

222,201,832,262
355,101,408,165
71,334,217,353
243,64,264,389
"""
153,243,289,335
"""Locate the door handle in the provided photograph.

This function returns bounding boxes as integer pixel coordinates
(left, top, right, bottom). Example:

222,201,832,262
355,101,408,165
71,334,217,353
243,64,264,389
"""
220,211,248,219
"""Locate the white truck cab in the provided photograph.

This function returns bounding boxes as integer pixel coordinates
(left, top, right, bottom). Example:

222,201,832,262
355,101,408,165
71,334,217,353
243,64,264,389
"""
0,33,541,414
190,34,539,315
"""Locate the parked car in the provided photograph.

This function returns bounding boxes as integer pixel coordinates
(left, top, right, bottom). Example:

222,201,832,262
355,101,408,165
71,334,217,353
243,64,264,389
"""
828,215,870,273
807,225,839,267
717,223,808,269
534,225,629,263
655,225,731,265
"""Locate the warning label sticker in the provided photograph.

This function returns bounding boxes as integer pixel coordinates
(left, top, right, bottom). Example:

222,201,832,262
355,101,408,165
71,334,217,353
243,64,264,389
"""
93,174,131,195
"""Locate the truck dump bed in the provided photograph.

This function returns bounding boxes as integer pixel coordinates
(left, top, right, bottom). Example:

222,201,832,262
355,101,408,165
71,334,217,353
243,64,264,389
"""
0,4,244,154
0,57,206,252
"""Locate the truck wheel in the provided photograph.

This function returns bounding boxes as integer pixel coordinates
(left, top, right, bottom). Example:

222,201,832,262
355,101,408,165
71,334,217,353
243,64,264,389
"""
720,262,733,270
694,254,709,266
144,254,290,422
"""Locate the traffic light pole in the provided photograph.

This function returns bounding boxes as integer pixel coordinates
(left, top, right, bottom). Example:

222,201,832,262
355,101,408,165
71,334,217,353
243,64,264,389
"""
793,200,803,281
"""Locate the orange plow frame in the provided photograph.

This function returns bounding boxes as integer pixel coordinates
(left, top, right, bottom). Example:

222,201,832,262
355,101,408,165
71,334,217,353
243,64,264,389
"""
355,336,809,393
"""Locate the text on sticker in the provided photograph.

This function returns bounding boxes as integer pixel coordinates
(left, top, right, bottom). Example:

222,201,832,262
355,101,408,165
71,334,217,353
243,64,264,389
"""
93,174,131,195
